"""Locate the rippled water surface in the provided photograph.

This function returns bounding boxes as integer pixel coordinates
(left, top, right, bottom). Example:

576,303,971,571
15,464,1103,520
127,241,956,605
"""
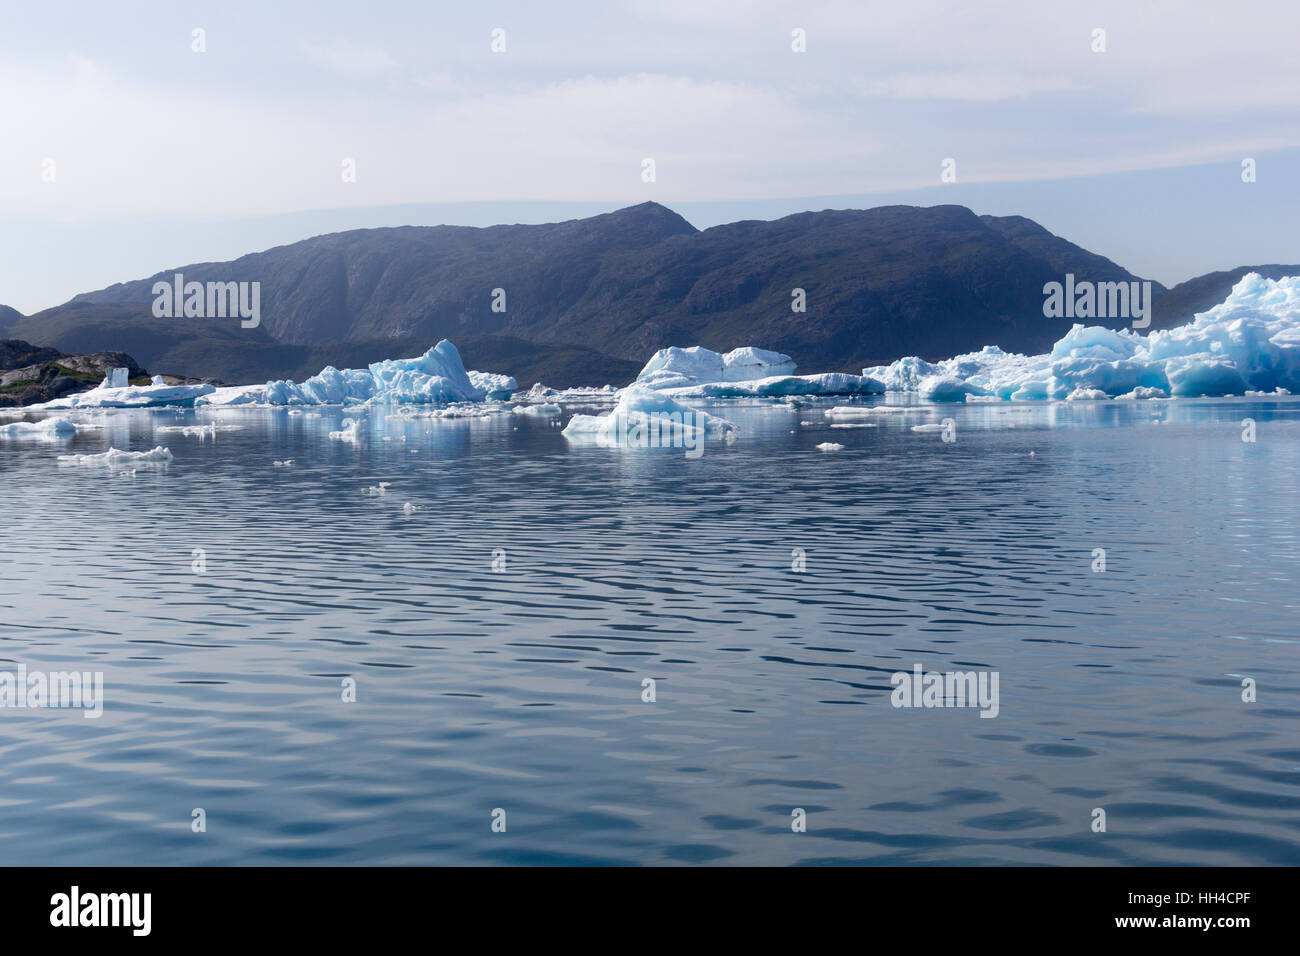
2,397,1298,865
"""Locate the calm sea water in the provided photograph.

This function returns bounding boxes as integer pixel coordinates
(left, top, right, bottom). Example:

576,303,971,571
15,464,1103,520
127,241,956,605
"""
1,397,1298,865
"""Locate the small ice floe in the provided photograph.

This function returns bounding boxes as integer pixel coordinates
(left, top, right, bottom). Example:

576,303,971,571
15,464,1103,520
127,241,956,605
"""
816,442,845,452
157,423,218,439
513,403,561,417
824,405,919,418
329,418,361,442
58,446,173,467
287,409,303,416
364,482,392,496
0,417,81,439
910,423,947,432
273,459,295,467
1115,386,1169,400
830,423,876,429
402,501,416,515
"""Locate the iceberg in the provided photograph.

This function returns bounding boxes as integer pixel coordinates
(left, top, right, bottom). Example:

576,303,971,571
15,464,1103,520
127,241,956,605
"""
0,417,81,438
196,341,492,407
865,274,1300,401
636,346,797,389
468,370,518,400
33,381,214,410
635,345,883,397
563,387,734,455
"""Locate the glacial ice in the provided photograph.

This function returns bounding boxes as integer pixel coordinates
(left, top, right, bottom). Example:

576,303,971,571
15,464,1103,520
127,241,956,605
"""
196,341,489,407
816,442,845,452
468,370,518,400
635,345,883,397
0,417,81,438
636,346,797,389
865,274,1300,401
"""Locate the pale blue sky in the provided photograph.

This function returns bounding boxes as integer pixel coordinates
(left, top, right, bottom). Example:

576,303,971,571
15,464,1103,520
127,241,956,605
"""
3,0,1299,312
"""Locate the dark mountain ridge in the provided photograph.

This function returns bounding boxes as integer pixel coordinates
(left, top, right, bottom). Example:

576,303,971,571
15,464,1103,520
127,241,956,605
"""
9,203,1295,386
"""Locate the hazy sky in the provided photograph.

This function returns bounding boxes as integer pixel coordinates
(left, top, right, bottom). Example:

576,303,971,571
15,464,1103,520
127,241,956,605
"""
3,0,1299,312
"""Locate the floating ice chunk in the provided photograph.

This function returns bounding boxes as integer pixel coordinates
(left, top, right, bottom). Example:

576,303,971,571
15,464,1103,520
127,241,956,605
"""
910,423,947,432
0,417,80,438
816,442,845,451
563,387,732,455
513,403,561,417
862,356,941,391
523,382,560,401
329,418,361,442
35,381,215,410
635,345,797,389
920,376,987,402
634,345,879,396
273,459,294,467
58,446,173,466
157,423,219,438
824,405,922,418
660,372,883,398
1115,386,1169,400
403,501,416,515
199,384,270,406
196,340,492,407
468,370,518,400
1066,387,1110,401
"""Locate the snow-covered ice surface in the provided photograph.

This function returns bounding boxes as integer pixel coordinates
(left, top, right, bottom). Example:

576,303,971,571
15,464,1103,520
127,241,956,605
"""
33,382,215,410
865,274,1300,401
